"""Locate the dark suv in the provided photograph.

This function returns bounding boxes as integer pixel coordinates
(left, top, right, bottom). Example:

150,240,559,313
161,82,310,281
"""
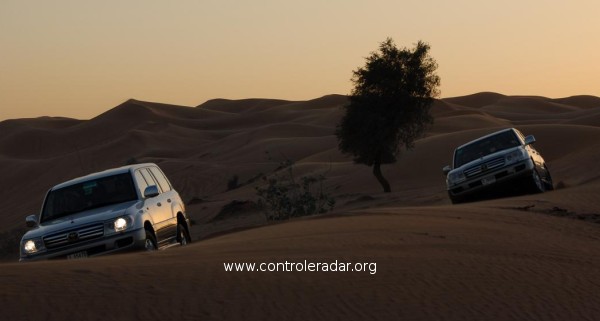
443,128,553,204
20,163,191,261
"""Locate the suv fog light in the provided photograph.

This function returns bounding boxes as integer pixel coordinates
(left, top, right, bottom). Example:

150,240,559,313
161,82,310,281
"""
114,217,128,232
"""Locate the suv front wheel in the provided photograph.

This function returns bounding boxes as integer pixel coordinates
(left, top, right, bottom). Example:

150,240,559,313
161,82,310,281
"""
144,229,157,251
449,193,464,205
530,169,545,193
543,165,554,191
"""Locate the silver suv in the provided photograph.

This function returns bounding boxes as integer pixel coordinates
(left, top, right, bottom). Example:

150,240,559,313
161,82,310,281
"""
443,128,553,204
20,163,191,261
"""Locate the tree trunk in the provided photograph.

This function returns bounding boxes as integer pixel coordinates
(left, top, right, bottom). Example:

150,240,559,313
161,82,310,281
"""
373,162,391,193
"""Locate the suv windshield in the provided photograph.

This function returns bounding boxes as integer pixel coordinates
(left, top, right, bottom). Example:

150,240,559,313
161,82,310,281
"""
41,173,137,223
454,130,521,168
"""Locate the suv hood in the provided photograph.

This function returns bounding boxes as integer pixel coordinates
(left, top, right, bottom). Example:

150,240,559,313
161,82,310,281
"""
22,200,141,239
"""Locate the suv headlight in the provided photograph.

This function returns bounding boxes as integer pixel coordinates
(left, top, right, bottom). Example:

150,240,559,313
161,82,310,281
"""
447,171,466,185
105,216,133,235
114,217,128,232
505,148,528,165
21,238,46,255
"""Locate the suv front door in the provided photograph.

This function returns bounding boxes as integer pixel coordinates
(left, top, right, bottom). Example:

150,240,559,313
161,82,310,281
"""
136,168,176,247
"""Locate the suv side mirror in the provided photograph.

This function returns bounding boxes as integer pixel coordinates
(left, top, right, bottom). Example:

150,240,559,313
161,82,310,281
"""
144,185,160,198
443,165,452,176
524,135,536,145
26,215,38,228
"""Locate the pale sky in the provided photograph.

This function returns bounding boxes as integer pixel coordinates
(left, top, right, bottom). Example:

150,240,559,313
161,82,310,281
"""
1,0,599,120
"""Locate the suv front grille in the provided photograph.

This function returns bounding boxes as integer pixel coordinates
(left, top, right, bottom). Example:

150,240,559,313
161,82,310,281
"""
464,157,505,178
43,223,105,249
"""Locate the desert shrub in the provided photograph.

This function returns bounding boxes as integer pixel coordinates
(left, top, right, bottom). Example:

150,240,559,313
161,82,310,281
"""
256,158,335,220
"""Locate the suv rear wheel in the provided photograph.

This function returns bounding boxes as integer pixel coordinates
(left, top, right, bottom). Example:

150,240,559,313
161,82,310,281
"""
177,223,191,246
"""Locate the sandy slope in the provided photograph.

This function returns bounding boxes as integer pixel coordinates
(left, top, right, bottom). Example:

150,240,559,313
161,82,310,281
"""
2,201,600,321
1,92,600,320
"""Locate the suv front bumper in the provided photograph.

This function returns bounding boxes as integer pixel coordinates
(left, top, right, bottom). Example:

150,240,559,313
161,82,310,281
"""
20,227,147,262
448,158,535,200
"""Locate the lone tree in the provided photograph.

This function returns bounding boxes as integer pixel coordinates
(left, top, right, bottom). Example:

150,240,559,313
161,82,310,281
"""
336,38,440,193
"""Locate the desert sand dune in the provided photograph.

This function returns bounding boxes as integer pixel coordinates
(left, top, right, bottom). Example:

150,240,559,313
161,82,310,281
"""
443,91,507,108
0,92,598,228
0,117,81,130
2,202,599,321
430,114,512,133
1,92,600,320
199,98,295,113
562,108,600,126
552,95,600,109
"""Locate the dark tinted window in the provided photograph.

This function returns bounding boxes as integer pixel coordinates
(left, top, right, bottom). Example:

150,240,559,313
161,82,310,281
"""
149,167,171,192
454,130,520,168
41,173,137,222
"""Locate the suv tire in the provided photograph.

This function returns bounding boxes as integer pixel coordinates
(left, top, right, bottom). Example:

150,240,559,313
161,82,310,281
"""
177,223,191,246
144,229,157,251
530,169,545,193
543,165,554,191
449,193,464,205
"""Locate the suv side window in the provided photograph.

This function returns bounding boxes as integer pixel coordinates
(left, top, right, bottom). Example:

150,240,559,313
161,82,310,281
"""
140,169,159,191
134,170,150,196
149,167,172,193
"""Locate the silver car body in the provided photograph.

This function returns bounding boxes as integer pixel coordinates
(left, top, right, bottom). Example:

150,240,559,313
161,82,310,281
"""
20,163,190,261
444,128,552,203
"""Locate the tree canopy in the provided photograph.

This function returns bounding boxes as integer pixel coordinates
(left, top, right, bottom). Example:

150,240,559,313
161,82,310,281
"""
335,38,440,192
